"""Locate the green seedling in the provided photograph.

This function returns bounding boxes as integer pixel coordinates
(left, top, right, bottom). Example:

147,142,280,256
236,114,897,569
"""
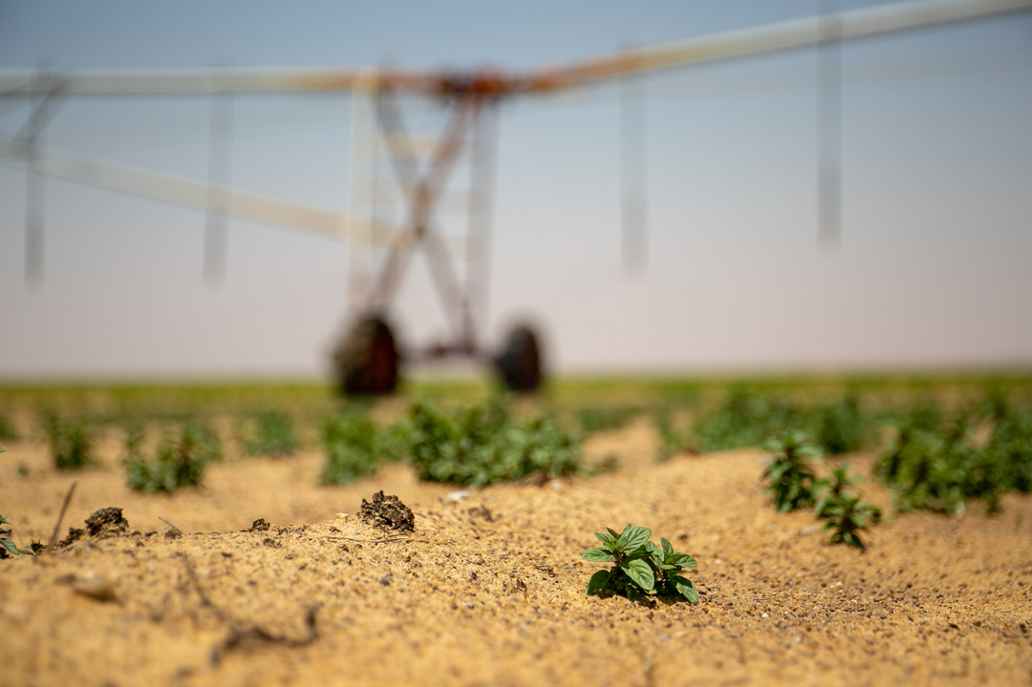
42,413,94,470
321,411,381,485
240,410,299,457
583,524,699,604
125,424,209,493
762,431,821,512
814,465,857,518
819,494,882,551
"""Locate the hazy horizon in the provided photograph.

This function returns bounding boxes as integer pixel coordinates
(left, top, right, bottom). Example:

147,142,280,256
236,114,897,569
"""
2,1,1030,379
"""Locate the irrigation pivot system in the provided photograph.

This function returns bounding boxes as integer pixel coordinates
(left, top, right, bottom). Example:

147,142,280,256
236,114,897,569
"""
2,0,1029,395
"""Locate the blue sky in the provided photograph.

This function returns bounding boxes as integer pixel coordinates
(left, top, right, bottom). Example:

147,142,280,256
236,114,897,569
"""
1,1,1030,377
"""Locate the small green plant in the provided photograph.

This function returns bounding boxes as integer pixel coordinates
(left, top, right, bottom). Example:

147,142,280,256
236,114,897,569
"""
813,464,882,550
125,424,209,493
321,411,381,485
762,431,821,512
814,465,856,518
583,524,699,604
42,413,94,470
819,494,882,551
240,410,299,457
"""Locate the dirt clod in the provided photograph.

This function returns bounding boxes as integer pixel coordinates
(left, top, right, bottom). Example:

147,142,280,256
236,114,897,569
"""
360,491,414,532
58,527,84,547
84,507,129,539
249,518,271,532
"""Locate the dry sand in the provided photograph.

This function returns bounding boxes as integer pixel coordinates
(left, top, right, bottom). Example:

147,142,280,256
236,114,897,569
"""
1,418,1031,686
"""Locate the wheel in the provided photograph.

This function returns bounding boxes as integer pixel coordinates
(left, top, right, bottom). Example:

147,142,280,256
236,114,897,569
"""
332,312,401,397
493,322,545,393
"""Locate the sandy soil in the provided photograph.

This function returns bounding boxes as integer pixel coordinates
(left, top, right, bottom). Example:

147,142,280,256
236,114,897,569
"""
2,418,1031,686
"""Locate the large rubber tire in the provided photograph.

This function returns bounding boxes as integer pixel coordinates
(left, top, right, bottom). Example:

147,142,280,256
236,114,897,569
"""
493,323,545,393
332,313,401,397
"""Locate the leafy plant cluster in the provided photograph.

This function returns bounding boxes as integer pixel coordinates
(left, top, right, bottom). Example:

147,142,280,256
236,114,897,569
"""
42,412,94,470
583,524,699,604
692,388,871,455
763,431,881,550
124,422,215,493
406,399,581,486
239,410,299,457
876,398,1032,515
321,397,584,487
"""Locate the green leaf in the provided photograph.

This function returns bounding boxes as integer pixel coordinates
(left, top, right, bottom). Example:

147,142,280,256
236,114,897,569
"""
673,553,697,570
621,559,655,592
1,538,28,557
616,525,651,553
586,570,611,596
582,547,615,562
595,530,617,548
661,537,673,558
673,576,699,604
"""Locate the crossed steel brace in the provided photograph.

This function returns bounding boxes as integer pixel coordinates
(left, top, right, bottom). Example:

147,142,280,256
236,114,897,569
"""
350,88,500,360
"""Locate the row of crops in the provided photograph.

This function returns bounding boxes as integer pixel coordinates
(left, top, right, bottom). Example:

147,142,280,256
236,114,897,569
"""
2,385,1030,517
